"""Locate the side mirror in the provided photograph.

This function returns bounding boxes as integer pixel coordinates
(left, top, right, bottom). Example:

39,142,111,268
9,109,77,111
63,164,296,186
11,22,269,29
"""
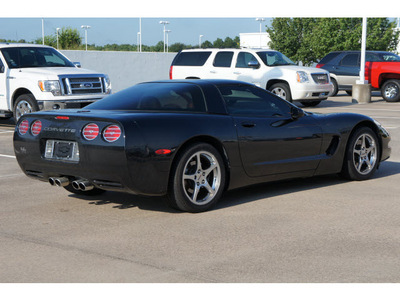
291,106,304,119
248,61,260,69
73,62,81,68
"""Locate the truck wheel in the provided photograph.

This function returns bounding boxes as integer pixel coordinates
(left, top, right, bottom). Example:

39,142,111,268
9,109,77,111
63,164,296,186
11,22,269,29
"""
269,83,292,102
13,94,38,122
330,78,338,96
381,80,400,102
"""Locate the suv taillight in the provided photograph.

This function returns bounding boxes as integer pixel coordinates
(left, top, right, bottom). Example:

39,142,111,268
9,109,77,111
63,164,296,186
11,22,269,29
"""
82,123,99,140
18,120,29,135
31,120,42,136
316,63,324,68
169,65,173,80
103,125,121,142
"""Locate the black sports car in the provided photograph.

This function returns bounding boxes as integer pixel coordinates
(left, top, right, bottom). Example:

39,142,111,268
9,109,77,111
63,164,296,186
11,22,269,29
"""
14,80,391,212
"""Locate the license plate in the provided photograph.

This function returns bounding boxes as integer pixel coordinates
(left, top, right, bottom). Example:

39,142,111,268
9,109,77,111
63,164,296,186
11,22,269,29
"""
45,140,79,162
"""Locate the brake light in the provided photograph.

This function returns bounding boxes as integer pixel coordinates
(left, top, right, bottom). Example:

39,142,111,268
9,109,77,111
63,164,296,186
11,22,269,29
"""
31,120,42,136
316,63,324,68
169,65,173,80
18,120,29,135
82,123,99,140
103,125,122,142
56,116,69,120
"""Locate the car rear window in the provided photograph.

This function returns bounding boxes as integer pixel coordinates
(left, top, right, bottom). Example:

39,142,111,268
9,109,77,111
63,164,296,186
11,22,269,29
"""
87,82,207,113
318,52,341,65
172,51,212,66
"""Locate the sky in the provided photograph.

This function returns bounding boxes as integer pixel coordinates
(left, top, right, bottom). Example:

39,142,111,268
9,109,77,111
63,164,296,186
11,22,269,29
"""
0,18,272,47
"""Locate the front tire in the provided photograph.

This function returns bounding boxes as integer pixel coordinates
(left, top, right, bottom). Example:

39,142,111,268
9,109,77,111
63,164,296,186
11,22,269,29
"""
340,127,380,181
269,83,292,102
168,143,226,213
13,94,38,122
381,79,400,102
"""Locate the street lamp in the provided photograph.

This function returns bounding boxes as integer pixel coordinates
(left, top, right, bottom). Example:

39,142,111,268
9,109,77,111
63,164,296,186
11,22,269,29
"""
56,28,60,49
199,35,204,48
159,20,169,52
81,25,91,51
165,30,171,53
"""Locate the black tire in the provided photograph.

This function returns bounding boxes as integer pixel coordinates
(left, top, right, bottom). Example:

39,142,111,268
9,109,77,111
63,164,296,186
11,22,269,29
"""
13,94,38,122
330,78,338,96
381,79,400,102
300,100,321,107
269,83,292,102
340,127,380,181
167,143,226,213
63,184,106,196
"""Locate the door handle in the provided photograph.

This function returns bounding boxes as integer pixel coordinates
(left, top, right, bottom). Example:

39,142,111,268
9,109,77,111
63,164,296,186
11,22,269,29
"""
241,122,256,128
233,72,241,75
210,70,216,74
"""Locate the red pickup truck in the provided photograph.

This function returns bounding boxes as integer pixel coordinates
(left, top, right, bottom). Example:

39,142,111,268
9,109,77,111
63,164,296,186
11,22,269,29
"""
317,51,400,102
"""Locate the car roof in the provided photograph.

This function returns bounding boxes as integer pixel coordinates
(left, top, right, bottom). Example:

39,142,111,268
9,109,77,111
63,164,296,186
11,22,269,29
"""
179,48,277,52
141,79,255,87
0,43,53,49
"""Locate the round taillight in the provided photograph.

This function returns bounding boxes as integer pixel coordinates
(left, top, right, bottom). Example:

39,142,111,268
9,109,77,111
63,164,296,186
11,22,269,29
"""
103,125,121,142
82,123,99,141
18,120,29,135
31,120,42,136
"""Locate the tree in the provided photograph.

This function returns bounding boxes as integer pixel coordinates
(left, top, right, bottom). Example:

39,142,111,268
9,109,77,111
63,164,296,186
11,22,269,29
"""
267,18,399,66
59,27,81,49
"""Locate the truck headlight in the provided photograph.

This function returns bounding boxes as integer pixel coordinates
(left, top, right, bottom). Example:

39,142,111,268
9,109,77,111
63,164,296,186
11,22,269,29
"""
104,75,112,94
296,71,309,83
38,80,62,96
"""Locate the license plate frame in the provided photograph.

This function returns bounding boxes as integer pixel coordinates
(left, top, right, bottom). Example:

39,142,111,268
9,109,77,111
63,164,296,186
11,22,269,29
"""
45,140,79,162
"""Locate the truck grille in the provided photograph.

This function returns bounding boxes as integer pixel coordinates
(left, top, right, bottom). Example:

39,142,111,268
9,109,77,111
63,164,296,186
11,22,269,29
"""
311,73,329,84
59,75,107,95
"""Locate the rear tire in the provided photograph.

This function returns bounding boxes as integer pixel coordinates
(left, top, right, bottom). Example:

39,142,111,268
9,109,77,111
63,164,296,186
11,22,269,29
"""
167,143,226,213
340,127,380,181
381,79,400,102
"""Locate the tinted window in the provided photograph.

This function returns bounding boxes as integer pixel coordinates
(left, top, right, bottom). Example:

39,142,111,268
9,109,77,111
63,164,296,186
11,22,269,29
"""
366,53,380,62
0,47,74,69
256,51,296,66
213,51,234,67
340,54,360,66
87,83,207,112
377,52,400,62
318,52,341,64
172,51,212,66
235,52,259,68
217,85,291,117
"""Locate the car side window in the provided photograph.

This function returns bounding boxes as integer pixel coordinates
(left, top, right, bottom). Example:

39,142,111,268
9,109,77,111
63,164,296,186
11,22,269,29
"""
340,54,360,67
0,58,4,73
218,85,292,117
366,53,380,62
213,51,234,68
235,52,258,68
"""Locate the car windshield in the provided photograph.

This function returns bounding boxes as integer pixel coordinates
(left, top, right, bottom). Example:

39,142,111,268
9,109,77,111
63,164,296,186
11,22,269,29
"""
256,51,297,66
87,82,207,112
0,47,75,69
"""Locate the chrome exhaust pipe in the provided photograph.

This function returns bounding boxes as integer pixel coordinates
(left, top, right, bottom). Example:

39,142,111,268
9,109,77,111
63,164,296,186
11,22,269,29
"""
49,177,69,187
72,179,94,191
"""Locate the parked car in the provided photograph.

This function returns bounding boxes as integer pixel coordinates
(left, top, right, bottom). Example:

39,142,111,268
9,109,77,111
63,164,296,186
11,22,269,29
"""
170,49,334,107
0,43,112,121
14,80,391,213
316,50,400,101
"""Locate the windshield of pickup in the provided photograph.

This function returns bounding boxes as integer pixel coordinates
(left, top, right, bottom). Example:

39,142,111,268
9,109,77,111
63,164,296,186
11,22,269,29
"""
0,47,75,69
256,51,297,67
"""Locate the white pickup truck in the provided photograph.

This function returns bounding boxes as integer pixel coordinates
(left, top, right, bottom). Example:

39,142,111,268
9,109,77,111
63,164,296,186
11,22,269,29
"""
170,48,334,107
0,43,111,121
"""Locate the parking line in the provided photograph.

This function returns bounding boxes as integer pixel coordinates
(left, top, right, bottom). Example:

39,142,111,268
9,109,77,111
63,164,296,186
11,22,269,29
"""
0,154,16,159
0,131,14,134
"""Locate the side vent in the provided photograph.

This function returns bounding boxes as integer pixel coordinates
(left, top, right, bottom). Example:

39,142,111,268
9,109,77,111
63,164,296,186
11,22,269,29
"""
326,136,340,156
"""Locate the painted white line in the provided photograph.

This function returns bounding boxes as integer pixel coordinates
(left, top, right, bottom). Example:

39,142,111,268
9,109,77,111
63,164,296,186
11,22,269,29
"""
0,130,14,134
0,154,16,159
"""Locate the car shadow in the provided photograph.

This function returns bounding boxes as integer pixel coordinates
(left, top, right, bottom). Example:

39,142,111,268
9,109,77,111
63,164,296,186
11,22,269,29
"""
68,161,400,213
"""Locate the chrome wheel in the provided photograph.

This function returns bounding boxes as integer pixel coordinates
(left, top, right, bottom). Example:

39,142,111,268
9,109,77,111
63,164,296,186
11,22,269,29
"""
271,87,287,100
15,100,33,120
352,133,377,175
383,83,399,100
182,151,221,206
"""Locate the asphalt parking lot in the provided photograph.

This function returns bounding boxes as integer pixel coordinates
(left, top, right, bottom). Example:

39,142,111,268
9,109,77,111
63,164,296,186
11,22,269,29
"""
1,92,400,283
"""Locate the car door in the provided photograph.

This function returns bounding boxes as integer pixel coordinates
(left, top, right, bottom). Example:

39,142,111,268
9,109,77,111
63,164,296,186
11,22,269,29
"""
218,84,323,177
0,58,7,110
206,51,236,80
335,53,360,88
231,51,264,87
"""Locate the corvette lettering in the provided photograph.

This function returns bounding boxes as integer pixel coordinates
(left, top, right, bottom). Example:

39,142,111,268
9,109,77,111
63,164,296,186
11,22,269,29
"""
44,127,76,133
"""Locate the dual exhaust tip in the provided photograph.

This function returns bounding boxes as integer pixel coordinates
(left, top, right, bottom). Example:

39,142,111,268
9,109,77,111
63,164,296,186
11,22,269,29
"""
48,177,94,191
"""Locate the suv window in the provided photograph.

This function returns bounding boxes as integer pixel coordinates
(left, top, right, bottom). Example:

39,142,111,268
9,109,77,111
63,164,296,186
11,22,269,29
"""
172,51,212,66
235,52,259,68
217,85,291,117
318,52,341,65
340,54,360,67
213,51,234,68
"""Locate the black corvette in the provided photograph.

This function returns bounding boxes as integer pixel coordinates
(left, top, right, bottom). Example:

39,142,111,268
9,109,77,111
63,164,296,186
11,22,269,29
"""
14,80,391,212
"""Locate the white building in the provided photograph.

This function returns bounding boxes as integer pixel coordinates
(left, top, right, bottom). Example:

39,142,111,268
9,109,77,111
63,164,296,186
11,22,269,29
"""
239,32,271,49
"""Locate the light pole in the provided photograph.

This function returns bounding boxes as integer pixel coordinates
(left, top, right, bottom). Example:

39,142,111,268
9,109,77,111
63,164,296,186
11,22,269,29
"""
165,30,171,52
81,25,91,51
255,18,266,48
56,28,60,49
199,35,204,48
159,20,169,52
